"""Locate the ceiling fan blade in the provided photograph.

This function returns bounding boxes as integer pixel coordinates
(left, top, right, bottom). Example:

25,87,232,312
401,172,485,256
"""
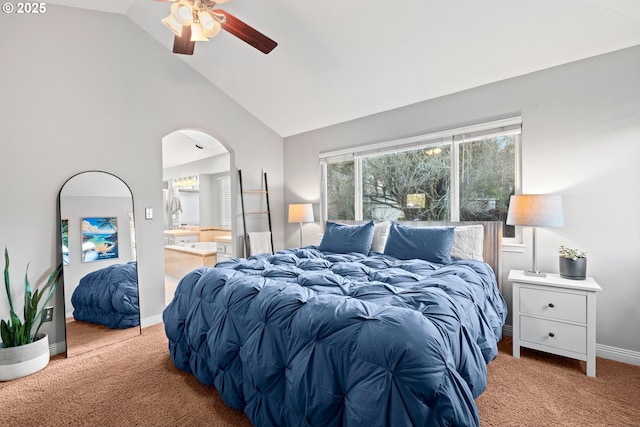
173,25,195,55
215,9,277,54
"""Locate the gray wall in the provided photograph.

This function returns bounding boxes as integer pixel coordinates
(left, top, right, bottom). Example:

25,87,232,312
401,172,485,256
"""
0,6,284,351
283,45,640,362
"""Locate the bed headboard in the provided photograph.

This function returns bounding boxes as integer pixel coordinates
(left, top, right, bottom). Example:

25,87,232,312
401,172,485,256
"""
327,220,503,291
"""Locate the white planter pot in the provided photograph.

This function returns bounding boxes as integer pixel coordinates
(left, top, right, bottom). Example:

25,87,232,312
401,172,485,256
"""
0,334,50,381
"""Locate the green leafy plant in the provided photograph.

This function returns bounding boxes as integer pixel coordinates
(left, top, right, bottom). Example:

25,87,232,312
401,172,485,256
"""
1,247,63,348
558,245,587,260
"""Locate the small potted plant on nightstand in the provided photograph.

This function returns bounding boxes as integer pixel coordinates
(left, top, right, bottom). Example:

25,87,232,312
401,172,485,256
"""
0,248,62,381
558,245,587,280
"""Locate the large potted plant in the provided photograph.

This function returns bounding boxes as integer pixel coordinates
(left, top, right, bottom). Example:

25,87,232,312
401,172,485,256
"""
558,245,587,280
0,248,62,381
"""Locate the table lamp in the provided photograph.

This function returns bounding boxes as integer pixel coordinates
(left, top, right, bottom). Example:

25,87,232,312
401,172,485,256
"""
288,203,314,247
506,194,564,277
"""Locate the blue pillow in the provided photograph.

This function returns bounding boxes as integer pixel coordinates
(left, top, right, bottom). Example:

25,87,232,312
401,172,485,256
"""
318,221,375,255
383,223,455,264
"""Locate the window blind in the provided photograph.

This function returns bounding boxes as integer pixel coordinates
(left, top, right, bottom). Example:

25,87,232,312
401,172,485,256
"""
217,175,231,227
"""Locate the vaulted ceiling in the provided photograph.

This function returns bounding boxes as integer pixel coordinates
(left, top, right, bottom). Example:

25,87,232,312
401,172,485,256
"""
47,0,640,137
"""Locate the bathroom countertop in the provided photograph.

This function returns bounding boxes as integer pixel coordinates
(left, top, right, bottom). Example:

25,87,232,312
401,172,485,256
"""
199,226,231,232
164,230,200,236
212,235,232,243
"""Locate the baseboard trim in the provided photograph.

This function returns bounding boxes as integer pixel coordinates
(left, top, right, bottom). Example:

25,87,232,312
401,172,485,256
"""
141,314,163,328
596,343,640,366
50,340,66,356
502,325,640,367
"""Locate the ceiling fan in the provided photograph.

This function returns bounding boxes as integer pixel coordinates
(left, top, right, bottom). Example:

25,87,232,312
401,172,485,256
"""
156,0,277,55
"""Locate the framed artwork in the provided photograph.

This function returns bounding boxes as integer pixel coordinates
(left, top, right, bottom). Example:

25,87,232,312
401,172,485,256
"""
81,216,119,263
61,219,69,265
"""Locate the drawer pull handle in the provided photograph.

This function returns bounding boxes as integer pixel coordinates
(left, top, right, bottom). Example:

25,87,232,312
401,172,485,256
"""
548,303,555,308
548,332,555,338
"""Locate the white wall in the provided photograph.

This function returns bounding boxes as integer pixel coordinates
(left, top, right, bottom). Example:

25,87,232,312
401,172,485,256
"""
0,6,284,351
283,45,640,359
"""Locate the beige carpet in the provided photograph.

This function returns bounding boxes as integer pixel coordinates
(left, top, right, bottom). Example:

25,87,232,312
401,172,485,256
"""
65,319,141,357
1,324,639,427
480,337,640,426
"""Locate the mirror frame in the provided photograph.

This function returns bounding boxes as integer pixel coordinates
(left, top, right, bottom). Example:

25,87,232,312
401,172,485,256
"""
58,171,141,357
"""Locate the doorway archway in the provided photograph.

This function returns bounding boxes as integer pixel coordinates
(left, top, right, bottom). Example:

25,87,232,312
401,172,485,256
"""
161,129,232,305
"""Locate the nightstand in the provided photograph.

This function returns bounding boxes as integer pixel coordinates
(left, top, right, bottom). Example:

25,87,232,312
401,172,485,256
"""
509,269,602,377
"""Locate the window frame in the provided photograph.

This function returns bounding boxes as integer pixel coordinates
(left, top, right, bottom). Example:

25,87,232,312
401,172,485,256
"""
319,117,522,245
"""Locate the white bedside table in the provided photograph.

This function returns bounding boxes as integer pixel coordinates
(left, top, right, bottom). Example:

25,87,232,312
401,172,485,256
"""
509,269,602,377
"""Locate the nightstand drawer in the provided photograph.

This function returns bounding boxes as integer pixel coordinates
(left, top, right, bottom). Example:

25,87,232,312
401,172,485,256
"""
520,287,586,323
520,316,587,354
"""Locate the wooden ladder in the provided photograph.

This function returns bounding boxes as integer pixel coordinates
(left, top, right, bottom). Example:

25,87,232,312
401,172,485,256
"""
238,170,274,257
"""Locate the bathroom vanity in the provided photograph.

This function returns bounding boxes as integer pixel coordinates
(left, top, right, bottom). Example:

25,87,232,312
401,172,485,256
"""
164,226,232,279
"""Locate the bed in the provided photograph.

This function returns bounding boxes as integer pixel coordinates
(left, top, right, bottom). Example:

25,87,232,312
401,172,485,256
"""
71,261,140,329
163,220,506,426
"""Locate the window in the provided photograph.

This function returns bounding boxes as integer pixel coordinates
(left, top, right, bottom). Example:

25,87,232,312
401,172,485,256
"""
320,117,521,239
326,159,355,220
217,175,231,227
458,134,516,237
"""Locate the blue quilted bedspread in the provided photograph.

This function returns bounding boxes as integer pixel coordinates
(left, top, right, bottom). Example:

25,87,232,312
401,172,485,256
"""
72,262,140,329
163,248,506,427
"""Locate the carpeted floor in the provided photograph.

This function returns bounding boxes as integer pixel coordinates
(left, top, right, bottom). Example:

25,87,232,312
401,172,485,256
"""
479,337,640,426
1,324,639,427
65,319,141,357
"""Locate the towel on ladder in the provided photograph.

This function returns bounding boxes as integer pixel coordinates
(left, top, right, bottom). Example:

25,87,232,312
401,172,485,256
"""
248,232,273,256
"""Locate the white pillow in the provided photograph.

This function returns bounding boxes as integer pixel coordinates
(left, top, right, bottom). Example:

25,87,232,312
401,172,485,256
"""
450,225,484,261
370,221,391,253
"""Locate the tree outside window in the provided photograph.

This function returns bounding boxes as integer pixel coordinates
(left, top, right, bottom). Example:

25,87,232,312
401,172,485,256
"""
362,145,451,221
326,160,355,220
459,135,516,237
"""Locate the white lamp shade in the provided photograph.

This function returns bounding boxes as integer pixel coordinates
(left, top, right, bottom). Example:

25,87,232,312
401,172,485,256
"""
190,23,209,41
506,194,564,227
162,14,183,37
172,1,193,26
288,203,314,223
199,11,222,37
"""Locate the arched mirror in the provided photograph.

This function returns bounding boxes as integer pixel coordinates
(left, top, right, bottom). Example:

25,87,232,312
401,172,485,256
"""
59,171,140,357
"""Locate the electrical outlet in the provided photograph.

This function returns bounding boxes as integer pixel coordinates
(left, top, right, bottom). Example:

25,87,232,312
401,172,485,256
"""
43,307,54,322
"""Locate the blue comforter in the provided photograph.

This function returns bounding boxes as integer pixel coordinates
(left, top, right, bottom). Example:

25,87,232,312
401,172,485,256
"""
72,262,140,329
163,249,506,427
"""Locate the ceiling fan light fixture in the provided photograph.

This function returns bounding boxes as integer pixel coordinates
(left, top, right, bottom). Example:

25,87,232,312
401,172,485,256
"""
162,14,183,37
199,11,222,37
172,1,193,26
190,23,209,42
158,0,278,55
211,10,227,24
